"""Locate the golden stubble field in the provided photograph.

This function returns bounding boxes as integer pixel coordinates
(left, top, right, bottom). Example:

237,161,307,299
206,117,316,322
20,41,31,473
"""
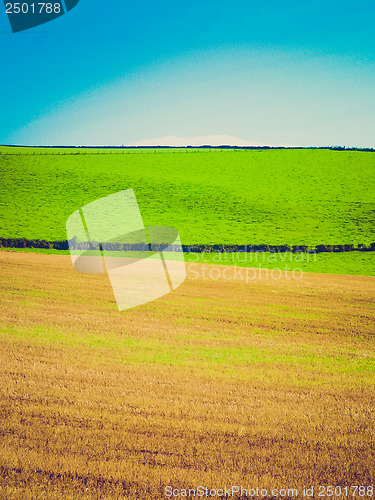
0,251,374,499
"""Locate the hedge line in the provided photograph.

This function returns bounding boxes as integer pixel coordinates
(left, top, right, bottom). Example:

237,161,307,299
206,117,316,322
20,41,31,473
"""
1,238,374,254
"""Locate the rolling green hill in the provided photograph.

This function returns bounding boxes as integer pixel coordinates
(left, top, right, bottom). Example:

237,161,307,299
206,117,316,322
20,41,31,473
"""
1,147,374,247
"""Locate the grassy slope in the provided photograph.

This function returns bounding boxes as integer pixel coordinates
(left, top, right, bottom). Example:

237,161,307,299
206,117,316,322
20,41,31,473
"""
1,148,374,247
0,251,374,498
1,246,374,276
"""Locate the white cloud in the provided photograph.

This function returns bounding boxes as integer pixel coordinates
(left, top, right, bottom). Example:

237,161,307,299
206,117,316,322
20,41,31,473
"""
134,135,261,147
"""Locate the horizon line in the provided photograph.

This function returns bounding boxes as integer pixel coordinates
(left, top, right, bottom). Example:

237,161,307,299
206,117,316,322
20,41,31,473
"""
1,144,375,152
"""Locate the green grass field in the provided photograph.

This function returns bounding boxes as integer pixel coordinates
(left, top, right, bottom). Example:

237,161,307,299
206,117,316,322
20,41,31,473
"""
1,147,374,245
1,147,374,276
1,247,374,276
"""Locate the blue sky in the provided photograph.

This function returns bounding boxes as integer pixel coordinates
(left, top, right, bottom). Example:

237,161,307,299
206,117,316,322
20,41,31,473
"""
1,0,374,146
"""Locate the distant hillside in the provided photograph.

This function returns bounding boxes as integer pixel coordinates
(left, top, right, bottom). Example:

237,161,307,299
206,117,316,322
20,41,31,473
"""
0,147,374,247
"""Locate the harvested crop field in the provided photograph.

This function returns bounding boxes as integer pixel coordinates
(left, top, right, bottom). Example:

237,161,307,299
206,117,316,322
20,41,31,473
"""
0,250,374,499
